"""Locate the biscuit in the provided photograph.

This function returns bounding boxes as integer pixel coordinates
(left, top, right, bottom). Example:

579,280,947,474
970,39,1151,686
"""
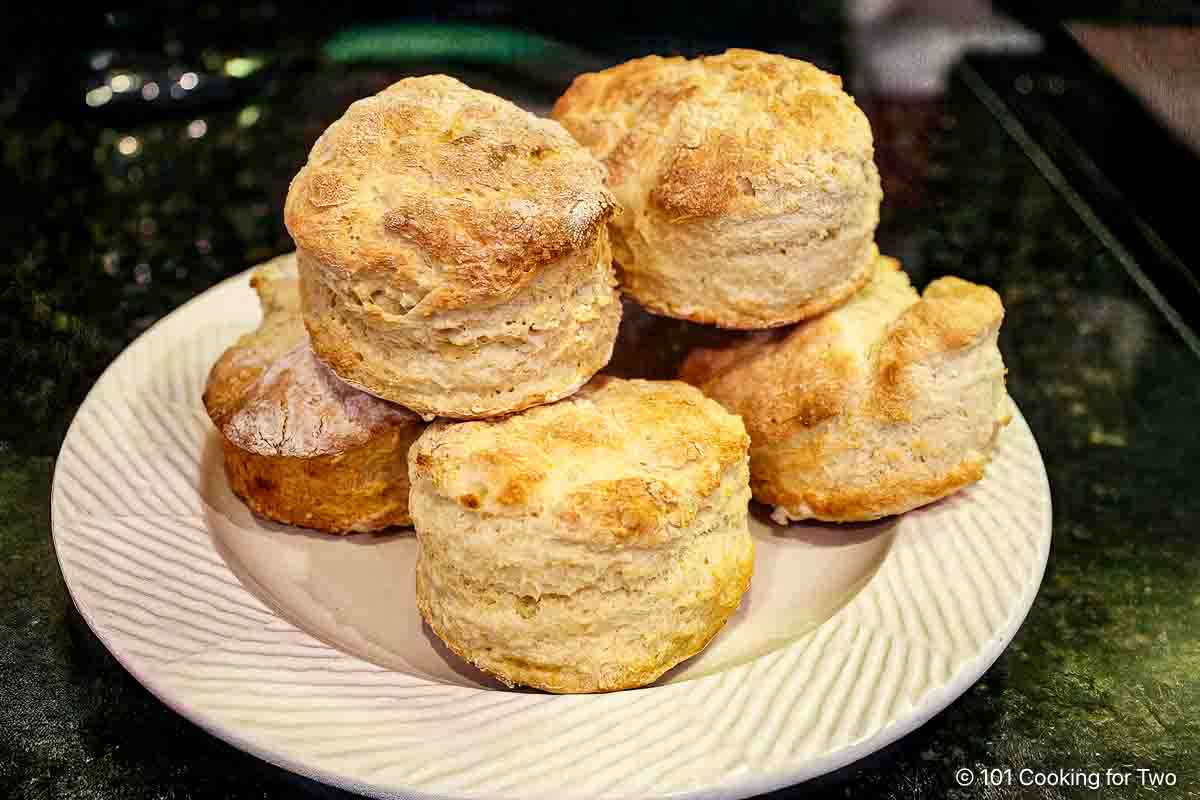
680,253,1009,522
203,253,425,533
408,376,753,693
284,75,621,419
552,49,882,329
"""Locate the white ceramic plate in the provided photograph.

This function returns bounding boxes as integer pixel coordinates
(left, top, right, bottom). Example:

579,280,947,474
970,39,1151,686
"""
52,267,1052,800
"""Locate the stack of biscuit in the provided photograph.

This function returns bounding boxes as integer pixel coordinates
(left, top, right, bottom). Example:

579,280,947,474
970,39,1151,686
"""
552,49,1010,524
204,51,1009,694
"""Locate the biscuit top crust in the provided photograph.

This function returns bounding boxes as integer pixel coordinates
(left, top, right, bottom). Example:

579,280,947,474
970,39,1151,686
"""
679,254,1005,439
285,75,617,311
409,376,749,544
551,48,874,220
203,254,419,457
867,275,1005,423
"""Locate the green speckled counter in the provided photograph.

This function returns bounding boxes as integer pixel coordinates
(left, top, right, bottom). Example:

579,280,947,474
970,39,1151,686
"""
2,49,1199,800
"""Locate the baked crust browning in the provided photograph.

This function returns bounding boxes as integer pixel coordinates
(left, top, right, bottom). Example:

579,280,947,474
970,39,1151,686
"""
286,75,617,311
553,51,870,218
284,76,623,417
680,253,1010,522
868,276,1006,423
408,376,754,692
204,254,309,434
203,253,425,533
221,425,421,533
411,376,748,538
553,49,883,329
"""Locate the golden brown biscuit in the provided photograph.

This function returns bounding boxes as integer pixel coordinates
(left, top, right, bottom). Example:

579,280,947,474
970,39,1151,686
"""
680,253,1009,522
408,376,754,693
285,75,621,419
552,49,882,329
203,253,425,533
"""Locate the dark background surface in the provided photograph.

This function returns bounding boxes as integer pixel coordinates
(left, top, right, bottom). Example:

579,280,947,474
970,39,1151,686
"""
3,3,1200,798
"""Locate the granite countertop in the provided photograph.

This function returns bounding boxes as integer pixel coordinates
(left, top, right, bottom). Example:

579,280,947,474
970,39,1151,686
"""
3,29,1199,800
